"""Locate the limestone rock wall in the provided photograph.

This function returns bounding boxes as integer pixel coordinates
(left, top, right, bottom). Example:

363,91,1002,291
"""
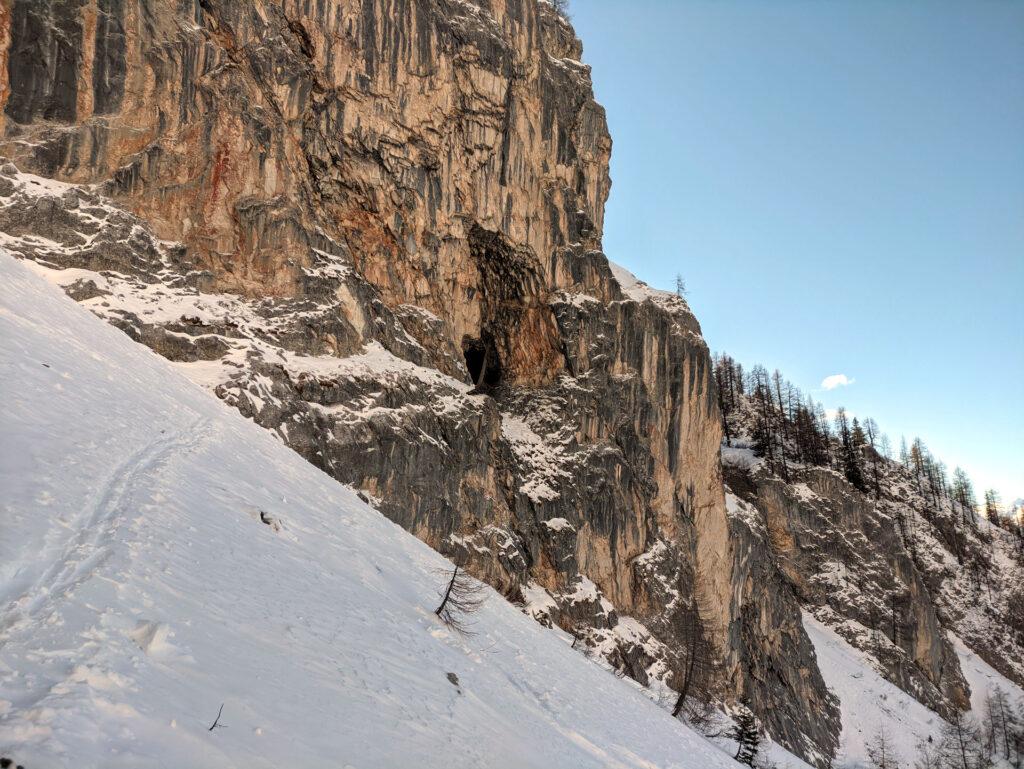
720,434,1024,760
727,493,841,764
1,0,611,382
727,464,971,716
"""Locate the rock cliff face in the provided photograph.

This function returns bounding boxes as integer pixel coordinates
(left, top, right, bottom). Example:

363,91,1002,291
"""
5,2,1019,766
742,468,970,717
721,401,1024,752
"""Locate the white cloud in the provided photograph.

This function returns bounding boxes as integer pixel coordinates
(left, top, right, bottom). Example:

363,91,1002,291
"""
821,374,854,391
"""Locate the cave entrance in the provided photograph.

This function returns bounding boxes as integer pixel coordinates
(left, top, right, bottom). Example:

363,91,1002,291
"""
462,334,502,388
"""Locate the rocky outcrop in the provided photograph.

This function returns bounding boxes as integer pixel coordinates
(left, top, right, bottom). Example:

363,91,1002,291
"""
1,1,609,322
726,463,970,718
720,415,1024,751
726,491,841,764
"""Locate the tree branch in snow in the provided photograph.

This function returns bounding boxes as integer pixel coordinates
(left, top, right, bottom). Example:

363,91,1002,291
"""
434,565,485,636
208,703,227,731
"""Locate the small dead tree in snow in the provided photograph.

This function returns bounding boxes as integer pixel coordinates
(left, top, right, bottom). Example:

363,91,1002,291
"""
569,624,584,649
866,724,902,769
913,736,941,769
671,603,715,723
434,565,485,635
937,711,989,769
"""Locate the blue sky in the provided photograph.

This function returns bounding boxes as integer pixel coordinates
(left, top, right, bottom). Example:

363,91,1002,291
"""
570,0,1023,506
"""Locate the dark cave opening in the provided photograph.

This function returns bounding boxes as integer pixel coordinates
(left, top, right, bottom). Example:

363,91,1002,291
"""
462,335,502,388
464,339,485,384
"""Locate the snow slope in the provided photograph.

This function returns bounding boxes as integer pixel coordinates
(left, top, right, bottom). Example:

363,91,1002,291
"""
803,612,945,767
952,634,1024,717
803,612,1024,769
0,250,744,768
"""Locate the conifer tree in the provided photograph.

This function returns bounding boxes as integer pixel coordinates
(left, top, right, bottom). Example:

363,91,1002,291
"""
772,370,792,481
434,565,485,635
879,433,892,461
835,408,866,491
671,603,715,722
861,417,882,496
951,468,978,526
730,702,760,767
749,366,777,471
714,355,734,447
984,490,1001,524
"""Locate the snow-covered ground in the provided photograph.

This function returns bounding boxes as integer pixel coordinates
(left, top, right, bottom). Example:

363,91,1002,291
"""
803,612,945,767
0,250,751,767
951,634,1024,716
803,612,1024,769
609,261,691,314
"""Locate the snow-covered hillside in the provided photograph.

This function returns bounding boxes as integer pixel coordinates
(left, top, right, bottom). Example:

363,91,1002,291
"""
804,613,1024,768
0,251,752,767
805,613,1024,767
